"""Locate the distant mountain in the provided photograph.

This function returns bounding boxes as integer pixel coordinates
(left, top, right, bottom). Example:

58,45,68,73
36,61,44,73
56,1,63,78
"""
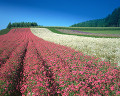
71,7,120,27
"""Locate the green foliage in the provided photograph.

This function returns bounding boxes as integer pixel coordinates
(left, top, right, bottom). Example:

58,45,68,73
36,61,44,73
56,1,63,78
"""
105,7,120,27
71,7,120,27
7,22,38,29
0,28,10,35
7,22,12,29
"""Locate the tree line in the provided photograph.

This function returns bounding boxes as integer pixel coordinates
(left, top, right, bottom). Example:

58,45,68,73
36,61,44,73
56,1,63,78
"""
71,7,120,27
7,22,38,29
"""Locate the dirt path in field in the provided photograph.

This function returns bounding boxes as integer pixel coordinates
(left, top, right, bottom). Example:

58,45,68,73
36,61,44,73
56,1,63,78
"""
56,29,120,37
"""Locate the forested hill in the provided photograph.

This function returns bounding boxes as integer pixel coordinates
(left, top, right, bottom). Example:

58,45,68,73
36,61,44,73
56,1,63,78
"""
71,7,120,27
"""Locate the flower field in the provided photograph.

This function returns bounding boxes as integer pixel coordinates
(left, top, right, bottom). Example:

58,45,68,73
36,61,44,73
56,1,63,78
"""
0,28,120,96
31,28,120,66
56,29,120,37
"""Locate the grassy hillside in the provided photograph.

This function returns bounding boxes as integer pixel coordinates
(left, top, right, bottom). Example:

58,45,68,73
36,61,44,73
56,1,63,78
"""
0,29,10,35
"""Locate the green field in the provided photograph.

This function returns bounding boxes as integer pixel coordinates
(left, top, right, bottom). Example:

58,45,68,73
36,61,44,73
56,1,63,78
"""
79,30,120,34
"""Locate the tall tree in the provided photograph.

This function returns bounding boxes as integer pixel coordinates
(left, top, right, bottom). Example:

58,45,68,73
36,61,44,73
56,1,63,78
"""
7,22,12,29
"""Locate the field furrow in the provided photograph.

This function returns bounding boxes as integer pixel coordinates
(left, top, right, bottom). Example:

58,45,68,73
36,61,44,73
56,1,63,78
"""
21,38,51,96
0,28,120,96
0,34,27,67
31,30,120,95
0,28,29,96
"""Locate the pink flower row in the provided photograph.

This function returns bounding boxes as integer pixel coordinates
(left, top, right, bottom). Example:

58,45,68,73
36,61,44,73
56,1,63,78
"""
0,29,28,67
0,28,120,96
0,28,29,95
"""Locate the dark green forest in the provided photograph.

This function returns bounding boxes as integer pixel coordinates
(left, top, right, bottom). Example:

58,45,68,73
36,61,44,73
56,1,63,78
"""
71,7,120,27
7,22,38,29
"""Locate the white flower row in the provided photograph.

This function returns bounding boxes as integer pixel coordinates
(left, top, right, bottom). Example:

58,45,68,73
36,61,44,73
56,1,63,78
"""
31,28,120,66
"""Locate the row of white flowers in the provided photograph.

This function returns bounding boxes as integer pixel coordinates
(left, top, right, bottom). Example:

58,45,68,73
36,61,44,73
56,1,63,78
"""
31,28,120,66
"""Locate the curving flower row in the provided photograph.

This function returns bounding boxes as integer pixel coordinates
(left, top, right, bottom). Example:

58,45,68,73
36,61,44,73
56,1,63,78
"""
0,28,120,96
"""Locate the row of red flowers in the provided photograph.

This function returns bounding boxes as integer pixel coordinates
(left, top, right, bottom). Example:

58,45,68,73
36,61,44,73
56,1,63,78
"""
0,28,120,96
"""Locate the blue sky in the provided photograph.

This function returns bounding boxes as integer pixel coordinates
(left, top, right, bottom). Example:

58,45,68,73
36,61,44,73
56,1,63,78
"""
0,0,120,30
